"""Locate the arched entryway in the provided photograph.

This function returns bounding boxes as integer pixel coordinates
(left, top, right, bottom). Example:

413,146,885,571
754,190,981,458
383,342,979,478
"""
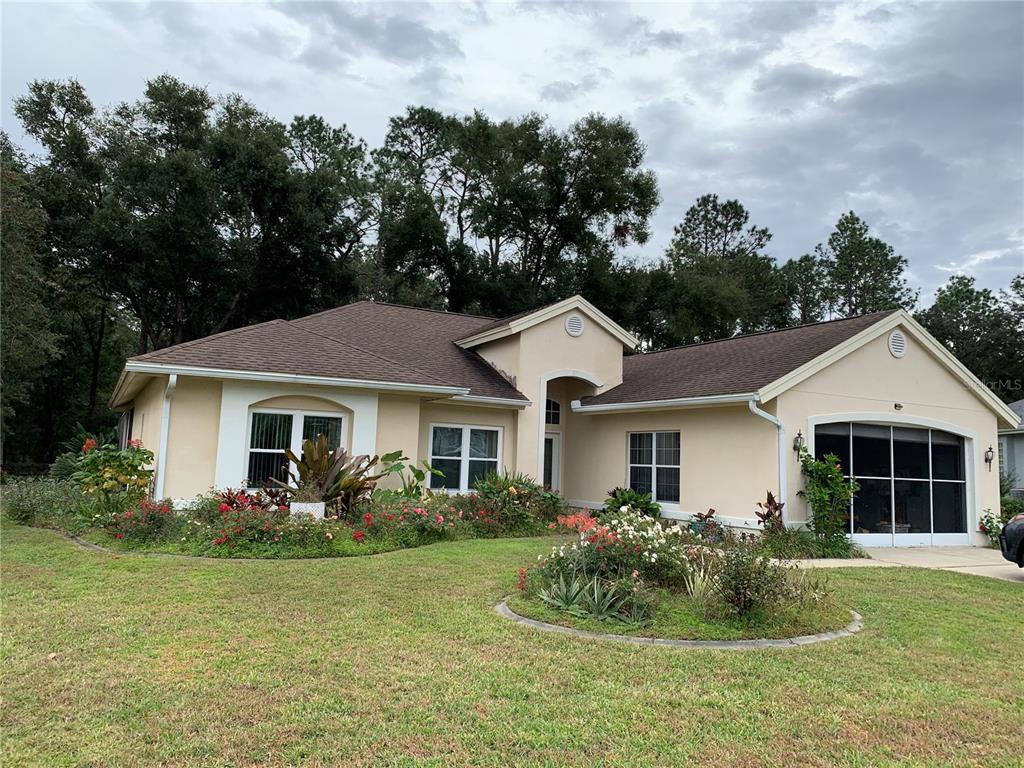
537,370,603,493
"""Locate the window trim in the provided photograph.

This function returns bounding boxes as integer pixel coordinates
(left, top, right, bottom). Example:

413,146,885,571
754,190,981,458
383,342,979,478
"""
627,430,681,505
246,407,347,488
428,422,503,493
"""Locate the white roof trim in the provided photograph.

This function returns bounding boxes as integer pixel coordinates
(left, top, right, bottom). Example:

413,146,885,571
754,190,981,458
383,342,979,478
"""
570,393,757,414
449,394,531,409
456,295,640,350
756,310,1020,428
121,361,471,397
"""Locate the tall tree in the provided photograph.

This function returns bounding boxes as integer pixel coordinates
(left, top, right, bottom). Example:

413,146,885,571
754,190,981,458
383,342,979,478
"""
655,194,787,344
817,212,918,317
372,108,658,315
0,137,59,455
779,253,829,325
917,274,1024,403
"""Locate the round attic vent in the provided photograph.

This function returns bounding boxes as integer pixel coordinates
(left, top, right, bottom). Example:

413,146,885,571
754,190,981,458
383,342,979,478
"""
888,330,907,358
564,314,585,337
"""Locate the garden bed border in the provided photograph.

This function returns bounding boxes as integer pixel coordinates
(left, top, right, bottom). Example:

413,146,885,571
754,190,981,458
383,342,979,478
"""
495,598,863,650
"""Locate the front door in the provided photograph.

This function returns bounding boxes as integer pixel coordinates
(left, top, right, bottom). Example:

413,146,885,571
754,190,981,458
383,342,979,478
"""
543,432,561,491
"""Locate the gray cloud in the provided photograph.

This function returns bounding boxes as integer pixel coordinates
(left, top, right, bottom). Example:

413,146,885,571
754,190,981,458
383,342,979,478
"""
753,63,855,109
540,74,600,103
280,3,464,70
1,1,1020,300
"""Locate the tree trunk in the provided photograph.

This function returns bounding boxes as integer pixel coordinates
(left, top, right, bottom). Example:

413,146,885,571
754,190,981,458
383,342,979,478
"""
86,304,107,417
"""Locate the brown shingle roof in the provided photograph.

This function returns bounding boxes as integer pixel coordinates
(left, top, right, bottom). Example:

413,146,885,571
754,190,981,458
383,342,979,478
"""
292,302,527,400
131,318,455,387
579,310,897,406
131,301,528,400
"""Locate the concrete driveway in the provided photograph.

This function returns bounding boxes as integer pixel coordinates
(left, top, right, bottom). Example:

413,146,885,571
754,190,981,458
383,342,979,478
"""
862,546,1024,583
796,547,1023,583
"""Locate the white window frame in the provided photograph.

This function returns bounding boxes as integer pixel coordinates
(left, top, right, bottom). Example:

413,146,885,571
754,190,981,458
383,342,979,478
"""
545,398,561,425
627,430,681,505
428,422,503,493
246,407,347,488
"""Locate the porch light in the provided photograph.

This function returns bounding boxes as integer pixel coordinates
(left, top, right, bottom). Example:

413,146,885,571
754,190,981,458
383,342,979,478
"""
793,431,805,453
984,445,994,471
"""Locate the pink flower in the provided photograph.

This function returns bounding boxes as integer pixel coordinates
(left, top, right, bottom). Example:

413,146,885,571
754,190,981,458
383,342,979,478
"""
127,438,142,448
436,514,444,524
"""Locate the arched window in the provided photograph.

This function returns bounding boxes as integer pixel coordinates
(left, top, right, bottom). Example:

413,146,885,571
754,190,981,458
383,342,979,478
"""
545,399,560,425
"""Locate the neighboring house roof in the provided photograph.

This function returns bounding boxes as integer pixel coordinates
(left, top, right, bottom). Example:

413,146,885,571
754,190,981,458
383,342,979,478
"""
579,311,897,407
120,301,528,404
455,295,640,350
1000,399,1024,433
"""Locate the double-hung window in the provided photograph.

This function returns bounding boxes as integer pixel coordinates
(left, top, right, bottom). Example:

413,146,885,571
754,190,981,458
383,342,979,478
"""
628,431,680,504
247,410,345,487
545,399,561,425
429,424,501,491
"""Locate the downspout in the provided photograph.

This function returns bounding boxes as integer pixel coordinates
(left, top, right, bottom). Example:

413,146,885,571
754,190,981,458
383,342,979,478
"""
154,374,178,499
748,398,787,525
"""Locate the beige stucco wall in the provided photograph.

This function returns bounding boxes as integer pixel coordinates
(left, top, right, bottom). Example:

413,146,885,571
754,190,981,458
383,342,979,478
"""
473,309,627,481
775,325,1002,538
163,377,223,499
375,394,423,489
563,403,777,525
129,376,165,460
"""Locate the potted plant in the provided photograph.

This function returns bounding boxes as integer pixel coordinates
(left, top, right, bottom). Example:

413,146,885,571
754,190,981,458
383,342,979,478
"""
274,434,347,519
274,437,399,519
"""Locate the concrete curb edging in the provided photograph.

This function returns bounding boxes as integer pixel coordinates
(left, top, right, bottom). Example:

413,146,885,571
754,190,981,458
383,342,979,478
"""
495,599,863,650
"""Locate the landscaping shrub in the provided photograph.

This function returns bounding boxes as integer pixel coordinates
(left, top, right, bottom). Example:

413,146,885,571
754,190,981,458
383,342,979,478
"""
797,450,859,555
1000,495,1024,525
520,503,835,630
71,440,154,518
756,526,824,559
474,471,565,526
105,498,181,542
1,477,87,530
602,487,659,519
716,543,791,616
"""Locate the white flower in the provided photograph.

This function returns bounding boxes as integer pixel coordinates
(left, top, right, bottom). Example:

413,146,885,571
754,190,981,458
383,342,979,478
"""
620,505,628,513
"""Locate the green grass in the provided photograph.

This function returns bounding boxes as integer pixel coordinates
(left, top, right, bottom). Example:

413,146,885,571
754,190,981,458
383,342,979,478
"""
507,588,852,641
2,520,1022,767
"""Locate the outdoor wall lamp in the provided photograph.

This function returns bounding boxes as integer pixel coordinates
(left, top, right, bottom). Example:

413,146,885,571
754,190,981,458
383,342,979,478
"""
985,445,994,471
793,431,805,453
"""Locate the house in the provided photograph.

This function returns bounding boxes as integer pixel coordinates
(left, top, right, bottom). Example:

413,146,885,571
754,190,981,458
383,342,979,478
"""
110,295,1018,547
998,399,1024,498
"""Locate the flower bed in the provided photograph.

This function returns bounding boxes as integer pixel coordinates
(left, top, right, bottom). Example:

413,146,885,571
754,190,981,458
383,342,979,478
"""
3,478,563,559
513,507,850,641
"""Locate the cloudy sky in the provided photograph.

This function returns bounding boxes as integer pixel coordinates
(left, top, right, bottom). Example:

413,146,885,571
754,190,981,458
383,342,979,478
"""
2,1,1022,302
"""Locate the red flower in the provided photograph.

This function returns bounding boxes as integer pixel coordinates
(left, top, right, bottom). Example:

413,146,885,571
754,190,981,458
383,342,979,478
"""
81,438,97,454
363,512,374,527
219,503,231,513
352,531,366,543
114,533,124,539
516,567,528,591
385,513,394,521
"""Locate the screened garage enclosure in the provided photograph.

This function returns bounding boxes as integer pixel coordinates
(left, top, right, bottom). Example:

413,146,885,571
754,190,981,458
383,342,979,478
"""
814,422,969,546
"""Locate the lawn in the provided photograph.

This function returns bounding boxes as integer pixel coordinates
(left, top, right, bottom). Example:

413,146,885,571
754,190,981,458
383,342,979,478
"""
2,521,1021,767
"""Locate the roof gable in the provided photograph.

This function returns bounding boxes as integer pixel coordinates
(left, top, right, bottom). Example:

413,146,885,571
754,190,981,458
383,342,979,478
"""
578,311,895,409
456,295,640,350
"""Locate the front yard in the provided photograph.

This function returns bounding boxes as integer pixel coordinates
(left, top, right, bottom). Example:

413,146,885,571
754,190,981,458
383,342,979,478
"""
2,520,1021,767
